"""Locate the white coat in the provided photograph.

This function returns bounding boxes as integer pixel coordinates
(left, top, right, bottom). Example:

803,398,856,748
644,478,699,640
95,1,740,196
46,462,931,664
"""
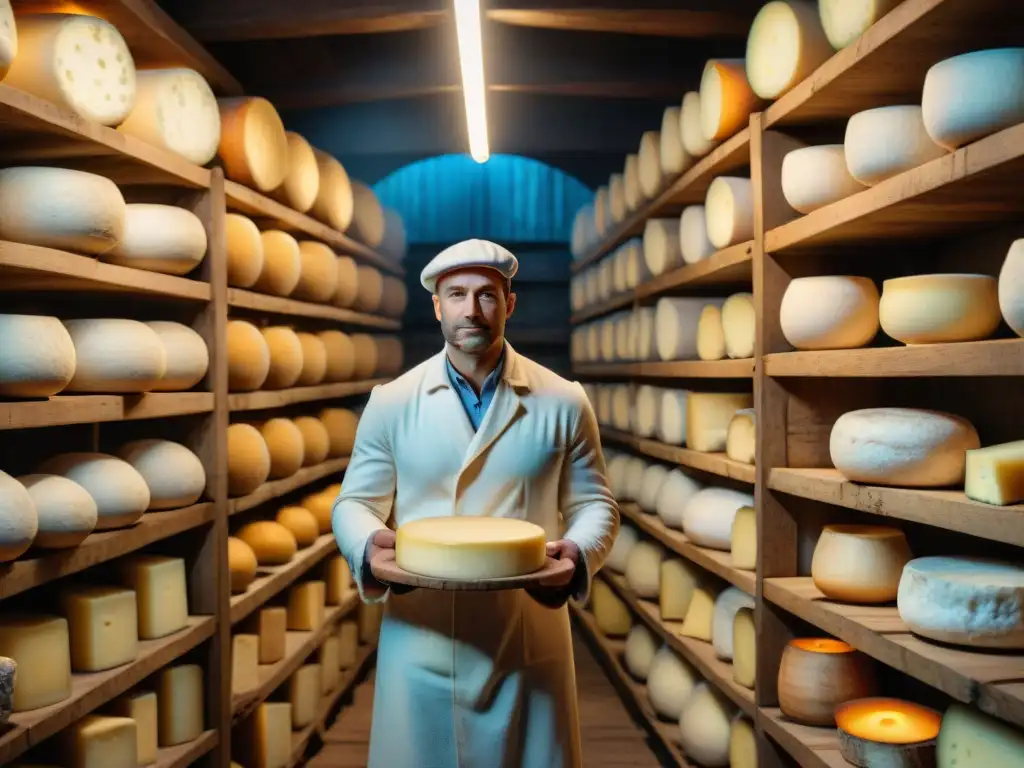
331,342,619,768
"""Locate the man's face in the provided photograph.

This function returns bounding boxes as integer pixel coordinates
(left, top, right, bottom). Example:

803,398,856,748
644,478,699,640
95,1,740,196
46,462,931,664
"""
433,267,516,355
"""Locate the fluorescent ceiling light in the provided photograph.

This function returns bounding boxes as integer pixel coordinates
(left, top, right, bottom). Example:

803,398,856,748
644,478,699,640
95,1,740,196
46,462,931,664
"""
453,0,489,163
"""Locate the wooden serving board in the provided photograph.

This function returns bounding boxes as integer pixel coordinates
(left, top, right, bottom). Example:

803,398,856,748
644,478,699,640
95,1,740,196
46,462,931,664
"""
370,549,575,591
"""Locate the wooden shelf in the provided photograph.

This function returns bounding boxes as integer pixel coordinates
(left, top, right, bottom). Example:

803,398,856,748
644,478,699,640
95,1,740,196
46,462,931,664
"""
230,535,340,624
571,292,635,325
756,708,847,768
763,577,1024,728
601,428,756,484
618,503,755,595
0,392,214,431
770,467,1024,548
765,339,1024,377
0,616,215,765
230,458,350,515
575,359,754,379
153,729,219,768
229,381,388,412
226,288,401,330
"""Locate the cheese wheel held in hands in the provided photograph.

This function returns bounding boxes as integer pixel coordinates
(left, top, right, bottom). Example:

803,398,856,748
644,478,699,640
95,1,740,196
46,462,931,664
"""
396,516,547,579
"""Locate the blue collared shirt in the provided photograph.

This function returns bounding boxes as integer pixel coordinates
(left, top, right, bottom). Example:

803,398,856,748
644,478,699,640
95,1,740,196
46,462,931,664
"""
445,347,505,431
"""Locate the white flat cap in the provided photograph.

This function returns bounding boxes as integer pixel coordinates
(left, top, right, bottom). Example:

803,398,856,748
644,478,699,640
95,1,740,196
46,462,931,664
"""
420,238,519,292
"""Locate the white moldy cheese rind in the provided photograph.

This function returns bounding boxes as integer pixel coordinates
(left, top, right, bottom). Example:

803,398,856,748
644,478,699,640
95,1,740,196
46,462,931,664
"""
655,468,702,530
686,392,754,453
0,313,76,398
37,452,149,530
17,473,96,549
679,205,715,264
683,487,755,551
745,1,833,100
700,58,762,141
937,702,1024,767
879,273,1001,345
965,440,1024,506
0,469,37,562
680,91,718,158
712,586,755,660
819,0,901,51
117,68,220,165
62,318,166,393
829,407,980,487
722,292,755,359
106,204,208,276
781,144,865,214
5,14,137,125
780,275,880,350
646,646,698,720
116,439,205,510
638,130,663,200
677,682,735,767
999,239,1024,337
624,624,658,680
705,176,754,249
897,556,1024,649
660,106,691,175
844,105,947,186
726,409,756,466
0,1,15,79
145,321,210,392
657,389,690,446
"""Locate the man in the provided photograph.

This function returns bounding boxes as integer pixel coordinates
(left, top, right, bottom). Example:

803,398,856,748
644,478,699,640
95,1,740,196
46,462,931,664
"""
331,238,619,768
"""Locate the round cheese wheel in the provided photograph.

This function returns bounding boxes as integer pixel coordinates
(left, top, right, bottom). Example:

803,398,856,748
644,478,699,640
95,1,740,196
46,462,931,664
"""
625,540,664,598
116,67,220,165
310,149,354,232
679,205,715,264
678,683,735,766
697,304,726,361
660,106,691,176
780,276,880,349
879,274,1001,344
36,452,149,530
301,492,334,534
294,416,330,466
631,306,657,362
0,2,15,80
146,321,209,392
228,536,258,593
318,330,356,382
638,130,663,200
819,0,901,51
701,58,761,141
0,314,76,397
260,326,304,390
226,320,270,391
624,154,642,210
657,389,689,446
624,624,658,681
592,578,631,636
782,144,865,214
292,241,339,303
375,336,404,376
379,276,409,318
349,181,386,248
680,90,718,158
844,105,947,186
105,204,207,275
225,214,264,289
632,385,663,438
594,186,609,235
656,297,723,361
380,207,407,261
712,587,755,660
683,487,755,550
350,334,378,379
1000,239,1024,337
608,173,627,223
334,256,360,308
646,646,698,720
830,408,980,487
259,418,305,479
226,423,270,496
17,474,97,549
656,469,703,530
922,48,1024,151
5,14,136,125
705,176,754,249
353,265,384,312
63,319,166,393
276,506,319,547
319,408,359,456
611,384,632,431
235,520,297,565
607,454,631,498
637,464,669,513
0,470,38,562
116,439,206,510
811,524,913,604
642,218,682,276
295,333,327,386
271,132,320,213
745,0,833,100
0,167,125,255
253,230,301,297
217,96,289,192
722,292,755,359
606,524,638,573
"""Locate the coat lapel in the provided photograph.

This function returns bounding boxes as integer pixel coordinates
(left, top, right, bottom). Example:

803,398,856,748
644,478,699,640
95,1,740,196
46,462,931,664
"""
422,349,475,449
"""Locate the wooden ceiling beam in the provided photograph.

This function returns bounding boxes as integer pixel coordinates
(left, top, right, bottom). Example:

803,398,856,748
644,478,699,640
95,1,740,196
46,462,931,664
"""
485,8,753,38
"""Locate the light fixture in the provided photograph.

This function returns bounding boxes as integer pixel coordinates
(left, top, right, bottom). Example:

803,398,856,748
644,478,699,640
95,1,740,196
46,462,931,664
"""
453,0,489,163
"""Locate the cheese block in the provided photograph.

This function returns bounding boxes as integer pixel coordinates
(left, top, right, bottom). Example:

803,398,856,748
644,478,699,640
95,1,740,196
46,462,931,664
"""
320,636,342,693
730,505,757,570
656,297,725,361
680,91,719,158
712,587,755,660
624,154,642,209
105,204,207,275
353,265,384,313
289,663,321,728
0,470,37,561
338,620,359,668
236,521,297,566
656,469,703,530
680,581,724,641
36,452,149,530
117,439,205,510
697,304,726,361
625,540,664,599
146,321,209,392
678,683,735,767
227,319,270,391
238,701,292,768
623,624,658,680
705,176,754,249
646,646,698,720
0,1,14,80
349,180,386,248
288,580,326,631
965,440,1024,505
637,464,669,513
294,333,327,387
0,614,71,712
253,230,301,297
326,555,353,604
844,105,947,185
819,0,900,50
228,536,257,594
6,14,136,125
679,205,715,264
657,389,690,446
631,385,662,438
108,690,158,766
157,664,203,746
922,48,1024,151
638,130,663,199
319,407,359,456
642,218,682,276
606,524,638,573
592,579,631,636
395,517,546,580
830,407,980,487
729,715,758,768
318,330,356,382
879,273,1001,344
782,144,865,214
660,558,699,620
117,554,188,639
116,67,220,165
780,275,880,349
17,474,95,549
350,333,379,379
217,97,290,192
270,132,320,213
687,392,754,453
335,256,360,308
683,487,755,551
722,293,755,358
225,213,264,288
253,608,287,664
812,524,913,604
745,1,833,100
700,58,761,141
276,506,319,547
292,241,339,303
60,584,138,672
310,149,355,232
226,423,271,496
62,319,165,393
260,327,304,390
0,313,76,397
732,607,756,688
1000,239,1024,337
897,556,1024,648
380,207,408,261
0,167,125,255
937,702,1024,767
659,106,691,175
232,633,259,694
379,275,409,318
295,416,330,467
726,409,756,465
60,714,138,768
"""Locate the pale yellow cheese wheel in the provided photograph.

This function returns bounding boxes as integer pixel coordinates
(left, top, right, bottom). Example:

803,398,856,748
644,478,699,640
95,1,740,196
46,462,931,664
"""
276,506,319,547
318,330,356,382
334,256,360,308
228,536,258,593
350,334,378,379
235,520,297,565
259,418,305,479
260,326,304,390
0,313,76,397
105,203,207,276
146,321,209,392
0,470,39,562
379,276,408,318
295,333,328,386
302,492,334,534
226,320,270,391
310,149,354,232
226,423,270,496
225,213,264,288
253,230,301,297
63,319,166,394
270,132,320,213
293,241,339,303
348,180,386,248
319,408,359,457
374,336,403,376
353,266,384,313
17,473,97,549
294,416,330,466
217,96,290,192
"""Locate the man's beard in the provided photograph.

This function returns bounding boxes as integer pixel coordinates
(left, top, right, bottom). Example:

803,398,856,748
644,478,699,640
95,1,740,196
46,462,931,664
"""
442,317,496,353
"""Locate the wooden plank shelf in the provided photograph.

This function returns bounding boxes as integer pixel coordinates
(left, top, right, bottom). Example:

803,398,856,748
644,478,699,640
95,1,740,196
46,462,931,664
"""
575,359,754,379
601,428,756,484
618,503,755,596
0,392,214,431
226,288,401,330
230,457,350,515
756,708,848,768
770,467,1024,548
763,577,1024,728
229,380,389,412
0,616,215,765
230,535,339,624
0,502,217,601
153,729,219,768
571,292,635,325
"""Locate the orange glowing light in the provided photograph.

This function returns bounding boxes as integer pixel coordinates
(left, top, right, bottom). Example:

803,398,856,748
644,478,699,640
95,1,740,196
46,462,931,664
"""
790,638,856,654
836,698,942,745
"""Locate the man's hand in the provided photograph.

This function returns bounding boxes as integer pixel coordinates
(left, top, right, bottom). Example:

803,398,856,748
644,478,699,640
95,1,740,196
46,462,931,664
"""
527,539,581,609
362,530,417,597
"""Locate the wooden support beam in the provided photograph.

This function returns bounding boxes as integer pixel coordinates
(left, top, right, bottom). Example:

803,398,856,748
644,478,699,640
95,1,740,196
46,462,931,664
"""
486,7,755,38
